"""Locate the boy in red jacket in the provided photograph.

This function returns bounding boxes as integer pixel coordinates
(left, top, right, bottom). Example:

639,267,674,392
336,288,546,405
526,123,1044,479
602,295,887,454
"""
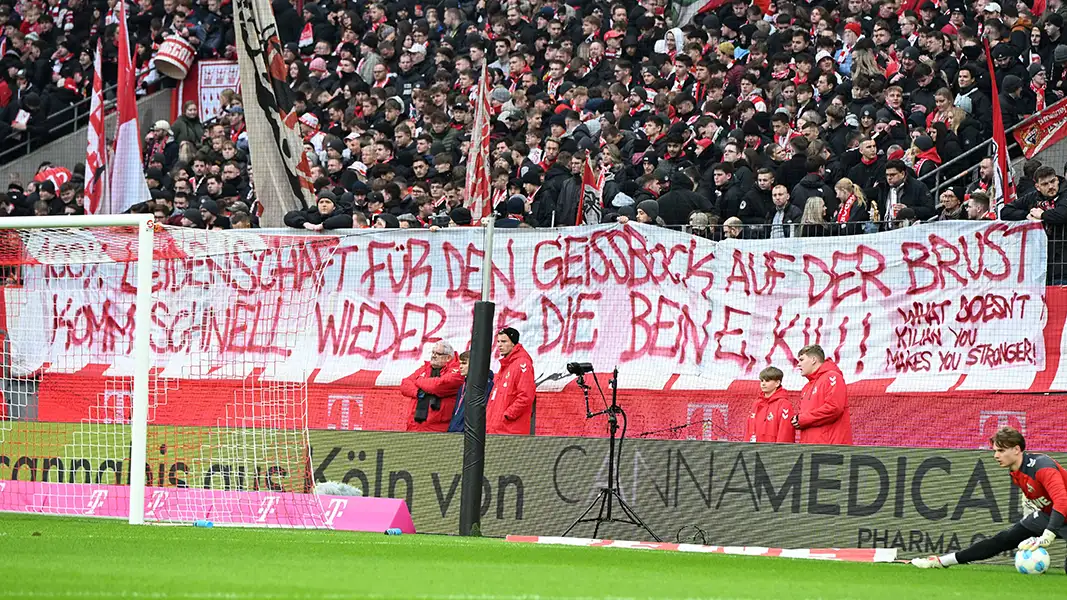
790,344,853,445
745,367,796,443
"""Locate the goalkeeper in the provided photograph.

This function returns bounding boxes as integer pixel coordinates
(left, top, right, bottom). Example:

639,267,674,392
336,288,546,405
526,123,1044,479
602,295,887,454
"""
912,427,1067,572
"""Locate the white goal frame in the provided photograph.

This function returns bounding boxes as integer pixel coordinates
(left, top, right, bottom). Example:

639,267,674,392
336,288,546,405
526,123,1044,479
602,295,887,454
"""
0,214,154,524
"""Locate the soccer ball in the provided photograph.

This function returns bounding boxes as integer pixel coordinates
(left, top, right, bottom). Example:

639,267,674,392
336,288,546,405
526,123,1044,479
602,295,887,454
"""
1015,548,1050,575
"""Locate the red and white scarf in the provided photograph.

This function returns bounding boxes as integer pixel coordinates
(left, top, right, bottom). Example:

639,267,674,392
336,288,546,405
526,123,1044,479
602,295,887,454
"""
836,194,856,223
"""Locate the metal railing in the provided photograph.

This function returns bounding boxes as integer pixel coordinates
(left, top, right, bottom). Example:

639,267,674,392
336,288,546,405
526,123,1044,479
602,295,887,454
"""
918,114,1032,198
0,83,119,166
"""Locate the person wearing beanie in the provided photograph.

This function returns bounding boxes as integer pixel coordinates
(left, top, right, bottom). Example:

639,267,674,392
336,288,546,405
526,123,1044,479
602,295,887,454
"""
283,190,353,231
1025,63,1047,114
181,208,206,229
636,199,664,225
373,213,401,228
911,135,942,179
999,74,1025,129
497,194,529,228
198,199,231,230
449,206,473,226
484,327,536,435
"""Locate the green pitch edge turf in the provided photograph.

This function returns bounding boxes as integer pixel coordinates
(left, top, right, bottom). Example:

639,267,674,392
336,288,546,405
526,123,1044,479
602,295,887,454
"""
0,513,1061,599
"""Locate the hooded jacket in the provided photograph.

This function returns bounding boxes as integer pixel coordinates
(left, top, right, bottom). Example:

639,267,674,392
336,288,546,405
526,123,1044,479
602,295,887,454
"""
796,360,852,445
485,344,536,435
745,387,796,443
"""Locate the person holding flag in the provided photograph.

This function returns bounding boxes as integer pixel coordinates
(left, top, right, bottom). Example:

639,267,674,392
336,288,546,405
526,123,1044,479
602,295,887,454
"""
985,39,1018,216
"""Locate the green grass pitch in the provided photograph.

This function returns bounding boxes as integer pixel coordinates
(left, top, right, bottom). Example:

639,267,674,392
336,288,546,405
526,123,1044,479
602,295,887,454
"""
1,513,1063,599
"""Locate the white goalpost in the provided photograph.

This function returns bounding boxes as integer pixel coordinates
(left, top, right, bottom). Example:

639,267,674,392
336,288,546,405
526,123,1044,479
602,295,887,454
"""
0,215,327,528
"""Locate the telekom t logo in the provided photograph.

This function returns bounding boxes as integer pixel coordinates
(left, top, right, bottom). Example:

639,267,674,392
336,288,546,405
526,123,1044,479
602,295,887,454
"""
145,490,170,517
323,498,348,527
85,490,108,515
687,403,729,441
256,496,280,523
326,395,364,431
978,411,1027,449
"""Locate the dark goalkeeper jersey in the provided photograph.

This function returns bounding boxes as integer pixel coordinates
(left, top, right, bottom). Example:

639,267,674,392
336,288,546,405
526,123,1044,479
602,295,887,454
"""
1010,453,1067,530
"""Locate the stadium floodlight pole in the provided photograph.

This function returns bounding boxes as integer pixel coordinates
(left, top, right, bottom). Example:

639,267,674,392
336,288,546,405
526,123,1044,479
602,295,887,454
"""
0,214,153,524
459,215,497,536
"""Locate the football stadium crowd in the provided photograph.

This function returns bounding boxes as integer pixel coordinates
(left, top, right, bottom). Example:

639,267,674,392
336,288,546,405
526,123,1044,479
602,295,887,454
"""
2,0,1067,251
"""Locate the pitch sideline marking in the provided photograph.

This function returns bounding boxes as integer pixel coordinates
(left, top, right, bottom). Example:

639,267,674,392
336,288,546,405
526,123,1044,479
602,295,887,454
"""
0,589,759,593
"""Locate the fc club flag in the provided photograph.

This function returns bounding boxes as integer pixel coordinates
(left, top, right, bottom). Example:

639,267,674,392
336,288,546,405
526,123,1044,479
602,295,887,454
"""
576,155,603,226
233,0,317,225
984,40,1017,215
464,62,492,221
108,0,151,214
1013,96,1067,158
84,38,106,215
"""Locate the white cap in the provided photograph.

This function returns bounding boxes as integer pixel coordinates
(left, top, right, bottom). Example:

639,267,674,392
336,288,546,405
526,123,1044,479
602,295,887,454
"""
815,50,833,63
984,2,1001,11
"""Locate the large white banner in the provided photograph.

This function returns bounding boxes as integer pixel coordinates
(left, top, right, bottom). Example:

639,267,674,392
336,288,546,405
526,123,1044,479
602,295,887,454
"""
6,222,1049,390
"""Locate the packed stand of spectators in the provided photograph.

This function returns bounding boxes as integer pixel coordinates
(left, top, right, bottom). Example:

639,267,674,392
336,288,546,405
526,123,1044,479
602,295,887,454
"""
0,0,239,156
5,0,1067,259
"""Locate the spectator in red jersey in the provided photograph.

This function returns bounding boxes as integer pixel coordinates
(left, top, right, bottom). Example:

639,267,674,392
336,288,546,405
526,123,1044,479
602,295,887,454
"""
913,427,1067,572
745,366,795,443
791,344,852,445
399,340,464,433
485,327,536,435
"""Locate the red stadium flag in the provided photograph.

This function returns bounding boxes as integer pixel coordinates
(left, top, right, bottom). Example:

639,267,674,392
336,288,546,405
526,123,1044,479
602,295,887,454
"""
576,155,603,226
108,0,151,214
84,39,106,215
464,62,492,220
985,40,1017,215
33,166,72,190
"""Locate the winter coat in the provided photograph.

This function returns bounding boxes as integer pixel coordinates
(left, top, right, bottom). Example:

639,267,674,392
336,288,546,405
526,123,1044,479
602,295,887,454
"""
796,360,852,445
555,173,583,226
765,203,803,237
1002,184,1067,282
657,188,714,225
776,154,809,192
873,174,935,221
400,357,465,432
715,179,747,220
448,372,495,433
745,388,796,443
282,206,353,230
171,115,204,146
739,186,772,226
485,344,536,435
847,158,886,199
791,173,837,216
532,163,571,227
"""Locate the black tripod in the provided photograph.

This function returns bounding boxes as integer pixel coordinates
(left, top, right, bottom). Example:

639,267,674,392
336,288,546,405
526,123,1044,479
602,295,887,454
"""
561,367,660,541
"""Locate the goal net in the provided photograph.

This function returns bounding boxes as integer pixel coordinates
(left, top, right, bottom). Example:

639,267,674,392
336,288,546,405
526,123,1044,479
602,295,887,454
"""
0,215,329,528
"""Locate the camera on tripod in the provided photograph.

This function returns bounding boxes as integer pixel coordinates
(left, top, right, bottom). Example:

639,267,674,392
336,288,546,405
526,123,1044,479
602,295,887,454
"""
560,362,659,542
566,362,593,375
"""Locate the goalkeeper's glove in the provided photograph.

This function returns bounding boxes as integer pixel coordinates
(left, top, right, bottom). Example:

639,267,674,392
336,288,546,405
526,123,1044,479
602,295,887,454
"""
1018,529,1057,551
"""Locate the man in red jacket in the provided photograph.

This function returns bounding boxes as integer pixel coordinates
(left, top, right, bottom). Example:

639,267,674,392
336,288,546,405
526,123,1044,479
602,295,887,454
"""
400,341,465,432
746,366,796,443
485,328,536,435
790,344,852,445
